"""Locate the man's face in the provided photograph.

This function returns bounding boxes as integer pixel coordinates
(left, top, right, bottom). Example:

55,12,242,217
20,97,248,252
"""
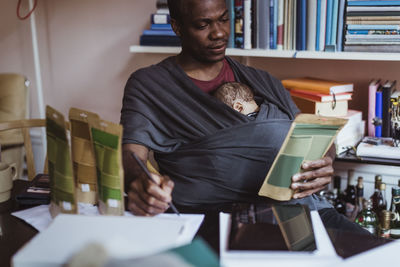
175,0,230,63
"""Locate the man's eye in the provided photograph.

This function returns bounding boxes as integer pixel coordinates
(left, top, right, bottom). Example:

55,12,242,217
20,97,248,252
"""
196,24,208,29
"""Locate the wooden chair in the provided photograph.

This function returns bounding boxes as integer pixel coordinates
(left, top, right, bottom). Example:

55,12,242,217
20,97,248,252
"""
0,119,46,181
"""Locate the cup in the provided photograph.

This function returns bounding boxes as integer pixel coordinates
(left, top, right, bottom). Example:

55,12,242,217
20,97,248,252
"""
0,162,17,203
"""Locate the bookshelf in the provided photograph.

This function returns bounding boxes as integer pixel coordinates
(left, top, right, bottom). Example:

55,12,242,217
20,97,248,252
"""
129,45,400,61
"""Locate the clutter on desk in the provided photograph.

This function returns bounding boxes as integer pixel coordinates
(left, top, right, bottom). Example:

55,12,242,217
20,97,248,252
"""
321,171,400,239
356,137,400,160
15,173,50,205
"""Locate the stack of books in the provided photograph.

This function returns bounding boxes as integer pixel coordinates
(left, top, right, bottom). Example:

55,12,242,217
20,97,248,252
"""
344,1,400,52
282,77,353,117
139,0,180,46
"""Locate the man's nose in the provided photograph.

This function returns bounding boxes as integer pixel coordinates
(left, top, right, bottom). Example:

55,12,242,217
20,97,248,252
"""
209,22,226,40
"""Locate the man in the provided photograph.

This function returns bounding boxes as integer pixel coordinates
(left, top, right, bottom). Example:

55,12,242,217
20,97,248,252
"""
120,0,365,236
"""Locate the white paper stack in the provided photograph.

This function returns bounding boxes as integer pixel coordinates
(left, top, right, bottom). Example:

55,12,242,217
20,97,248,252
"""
334,110,365,155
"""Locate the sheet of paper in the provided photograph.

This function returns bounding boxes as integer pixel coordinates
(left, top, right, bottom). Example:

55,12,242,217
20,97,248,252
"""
12,213,204,267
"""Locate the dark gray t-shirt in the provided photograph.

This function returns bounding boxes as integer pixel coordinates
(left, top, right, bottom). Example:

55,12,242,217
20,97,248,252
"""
121,56,332,210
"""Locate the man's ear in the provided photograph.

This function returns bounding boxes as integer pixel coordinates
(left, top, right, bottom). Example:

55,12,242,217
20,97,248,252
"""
233,102,243,113
171,18,181,37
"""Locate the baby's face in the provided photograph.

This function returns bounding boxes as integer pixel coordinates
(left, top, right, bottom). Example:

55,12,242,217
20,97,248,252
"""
233,99,259,115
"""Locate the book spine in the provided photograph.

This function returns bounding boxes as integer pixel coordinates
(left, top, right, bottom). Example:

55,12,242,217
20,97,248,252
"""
382,83,393,137
296,0,306,50
269,0,275,49
243,0,252,49
330,0,339,47
307,0,317,51
227,0,235,48
284,0,290,50
316,0,321,51
368,80,380,137
142,30,176,36
336,0,346,52
150,24,172,30
258,0,270,49
151,14,171,24
319,0,327,51
252,0,258,48
277,0,284,50
325,0,333,46
375,90,383,137
300,0,307,50
234,0,244,48
347,1,400,6
273,0,279,49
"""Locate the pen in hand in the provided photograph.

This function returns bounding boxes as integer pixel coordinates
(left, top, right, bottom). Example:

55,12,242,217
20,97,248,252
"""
130,152,180,216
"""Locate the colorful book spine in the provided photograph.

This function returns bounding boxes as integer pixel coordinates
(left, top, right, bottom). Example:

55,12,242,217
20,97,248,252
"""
316,0,321,50
234,0,244,48
375,90,383,137
336,0,346,51
382,81,396,137
347,1,400,6
296,0,307,50
330,0,339,47
142,30,176,36
227,0,235,48
269,0,275,49
325,0,333,46
368,80,380,137
277,0,284,50
150,24,172,30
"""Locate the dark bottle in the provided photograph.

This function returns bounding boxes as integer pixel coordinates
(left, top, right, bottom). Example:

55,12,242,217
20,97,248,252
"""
333,175,346,214
351,176,364,221
345,170,356,218
372,181,387,219
390,187,400,239
370,175,383,209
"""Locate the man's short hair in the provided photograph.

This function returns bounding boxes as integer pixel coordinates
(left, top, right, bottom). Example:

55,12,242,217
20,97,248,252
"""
167,0,185,23
213,82,254,107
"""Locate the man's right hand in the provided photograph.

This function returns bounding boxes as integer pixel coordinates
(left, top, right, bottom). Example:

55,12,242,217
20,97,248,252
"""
123,143,174,216
127,172,174,216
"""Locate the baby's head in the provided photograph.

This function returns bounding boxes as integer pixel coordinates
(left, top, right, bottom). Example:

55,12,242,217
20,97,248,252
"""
213,82,259,115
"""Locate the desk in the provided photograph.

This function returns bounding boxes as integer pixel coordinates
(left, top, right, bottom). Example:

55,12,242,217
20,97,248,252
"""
0,181,38,267
1,183,394,267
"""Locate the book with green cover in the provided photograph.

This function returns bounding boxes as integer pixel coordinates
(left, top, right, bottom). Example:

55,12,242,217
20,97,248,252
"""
258,114,347,201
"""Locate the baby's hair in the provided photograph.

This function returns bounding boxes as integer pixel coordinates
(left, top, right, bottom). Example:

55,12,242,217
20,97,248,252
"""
213,82,254,107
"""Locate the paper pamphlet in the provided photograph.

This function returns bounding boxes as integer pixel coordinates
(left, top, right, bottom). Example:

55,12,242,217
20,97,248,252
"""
258,114,347,201
69,108,100,204
46,105,78,217
12,212,204,267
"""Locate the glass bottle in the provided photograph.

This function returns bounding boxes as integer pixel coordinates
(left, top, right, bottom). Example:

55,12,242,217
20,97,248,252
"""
370,175,383,211
390,187,400,239
355,198,378,236
345,170,356,218
333,175,346,214
351,176,364,221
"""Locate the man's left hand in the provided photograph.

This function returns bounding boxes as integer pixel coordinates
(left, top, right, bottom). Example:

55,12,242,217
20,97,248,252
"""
290,155,334,199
